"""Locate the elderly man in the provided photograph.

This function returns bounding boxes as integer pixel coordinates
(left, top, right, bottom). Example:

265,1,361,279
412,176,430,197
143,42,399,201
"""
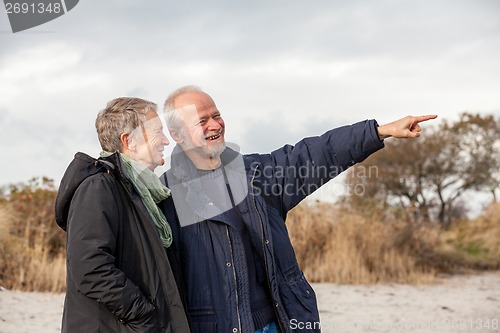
159,86,436,333
55,97,190,333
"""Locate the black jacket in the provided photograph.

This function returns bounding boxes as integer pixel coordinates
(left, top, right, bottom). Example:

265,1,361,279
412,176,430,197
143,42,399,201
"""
55,152,190,333
160,120,384,333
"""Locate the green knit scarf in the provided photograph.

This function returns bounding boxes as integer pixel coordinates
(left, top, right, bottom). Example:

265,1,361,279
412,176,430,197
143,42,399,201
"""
100,151,172,248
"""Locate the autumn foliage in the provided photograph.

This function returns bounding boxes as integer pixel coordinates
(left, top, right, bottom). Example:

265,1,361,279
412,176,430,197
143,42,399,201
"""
1,176,499,291
346,112,500,228
0,177,66,292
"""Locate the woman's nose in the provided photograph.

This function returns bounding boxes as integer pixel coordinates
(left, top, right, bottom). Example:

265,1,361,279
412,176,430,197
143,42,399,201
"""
162,133,170,145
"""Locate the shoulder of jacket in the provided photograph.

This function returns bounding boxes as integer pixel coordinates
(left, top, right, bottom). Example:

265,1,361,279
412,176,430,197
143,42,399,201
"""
56,152,123,230
80,169,116,184
75,172,123,199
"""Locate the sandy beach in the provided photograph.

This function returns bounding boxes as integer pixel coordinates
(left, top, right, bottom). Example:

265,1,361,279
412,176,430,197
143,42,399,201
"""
0,272,498,333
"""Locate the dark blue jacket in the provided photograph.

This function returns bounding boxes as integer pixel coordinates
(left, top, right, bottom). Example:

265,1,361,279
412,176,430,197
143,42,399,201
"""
160,120,384,333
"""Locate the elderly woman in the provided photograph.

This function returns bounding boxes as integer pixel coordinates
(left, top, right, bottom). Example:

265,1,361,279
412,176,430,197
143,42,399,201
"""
55,97,190,333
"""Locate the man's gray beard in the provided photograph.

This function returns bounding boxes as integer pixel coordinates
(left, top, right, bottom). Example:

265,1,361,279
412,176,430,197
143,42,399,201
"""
178,128,226,158
202,142,226,158
184,141,226,159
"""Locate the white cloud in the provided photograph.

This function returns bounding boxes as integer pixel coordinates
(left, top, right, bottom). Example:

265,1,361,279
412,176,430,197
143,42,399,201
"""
0,0,499,188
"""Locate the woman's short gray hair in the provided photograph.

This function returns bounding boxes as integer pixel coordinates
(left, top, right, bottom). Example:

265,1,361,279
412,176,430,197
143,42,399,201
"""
95,97,157,152
163,85,203,131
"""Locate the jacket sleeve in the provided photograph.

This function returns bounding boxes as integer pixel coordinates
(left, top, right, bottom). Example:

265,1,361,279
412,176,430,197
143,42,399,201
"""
66,173,154,323
250,119,384,215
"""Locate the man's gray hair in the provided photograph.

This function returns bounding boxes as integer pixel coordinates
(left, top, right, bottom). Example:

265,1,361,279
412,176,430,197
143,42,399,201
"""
163,85,203,131
95,97,157,152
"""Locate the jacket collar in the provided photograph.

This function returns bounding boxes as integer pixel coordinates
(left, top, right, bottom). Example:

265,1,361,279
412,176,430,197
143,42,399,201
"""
170,144,241,181
168,144,246,224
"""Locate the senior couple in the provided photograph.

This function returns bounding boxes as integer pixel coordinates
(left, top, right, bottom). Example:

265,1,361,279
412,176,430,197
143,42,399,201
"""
55,86,436,333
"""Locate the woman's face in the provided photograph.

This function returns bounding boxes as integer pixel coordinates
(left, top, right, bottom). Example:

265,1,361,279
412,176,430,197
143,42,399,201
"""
128,111,170,170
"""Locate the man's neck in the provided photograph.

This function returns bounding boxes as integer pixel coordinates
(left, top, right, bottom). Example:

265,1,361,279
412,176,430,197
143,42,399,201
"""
184,150,222,170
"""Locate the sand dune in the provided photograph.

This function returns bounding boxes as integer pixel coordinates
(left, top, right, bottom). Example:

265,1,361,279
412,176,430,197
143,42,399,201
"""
0,272,498,333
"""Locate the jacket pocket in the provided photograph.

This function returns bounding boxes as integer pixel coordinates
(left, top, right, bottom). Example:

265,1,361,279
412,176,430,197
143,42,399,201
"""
98,302,120,332
124,311,161,333
279,267,320,329
117,299,160,333
188,307,218,333
287,271,317,314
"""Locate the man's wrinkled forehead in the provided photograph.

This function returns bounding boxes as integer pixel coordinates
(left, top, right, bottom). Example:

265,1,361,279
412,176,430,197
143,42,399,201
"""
174,91,215,110
172,91,219,126
175,104,203,126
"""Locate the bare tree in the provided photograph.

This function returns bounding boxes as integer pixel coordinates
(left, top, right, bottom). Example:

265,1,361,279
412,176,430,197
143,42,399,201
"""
345,113,500,228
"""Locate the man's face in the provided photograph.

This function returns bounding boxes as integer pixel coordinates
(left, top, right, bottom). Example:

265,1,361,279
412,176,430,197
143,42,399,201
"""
173,91,226,158
129,111,170,170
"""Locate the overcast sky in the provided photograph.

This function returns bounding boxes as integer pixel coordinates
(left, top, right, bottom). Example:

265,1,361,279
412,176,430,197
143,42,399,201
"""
1,0,499,194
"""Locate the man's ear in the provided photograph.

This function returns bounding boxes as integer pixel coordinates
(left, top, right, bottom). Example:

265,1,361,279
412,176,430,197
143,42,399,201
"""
169,128,183,144
120,133,134,151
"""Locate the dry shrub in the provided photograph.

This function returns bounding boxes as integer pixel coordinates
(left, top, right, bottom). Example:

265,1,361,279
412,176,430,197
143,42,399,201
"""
288,200,500,284
1,176,498,291
0,177,66,292
433,202,500,271
288,202,437,284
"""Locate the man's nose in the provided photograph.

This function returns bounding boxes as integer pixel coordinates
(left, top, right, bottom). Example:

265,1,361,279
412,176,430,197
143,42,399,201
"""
206,117,221,129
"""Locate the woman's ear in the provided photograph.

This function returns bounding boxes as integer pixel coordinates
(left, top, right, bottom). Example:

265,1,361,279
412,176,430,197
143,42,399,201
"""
120,133,134,152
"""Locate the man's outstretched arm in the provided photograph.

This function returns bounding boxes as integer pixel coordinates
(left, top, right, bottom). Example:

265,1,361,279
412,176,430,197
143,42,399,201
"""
377,115,438,140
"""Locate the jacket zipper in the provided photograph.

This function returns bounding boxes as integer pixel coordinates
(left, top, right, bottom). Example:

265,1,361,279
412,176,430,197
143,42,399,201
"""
250,167,287,333
226,225,242,333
